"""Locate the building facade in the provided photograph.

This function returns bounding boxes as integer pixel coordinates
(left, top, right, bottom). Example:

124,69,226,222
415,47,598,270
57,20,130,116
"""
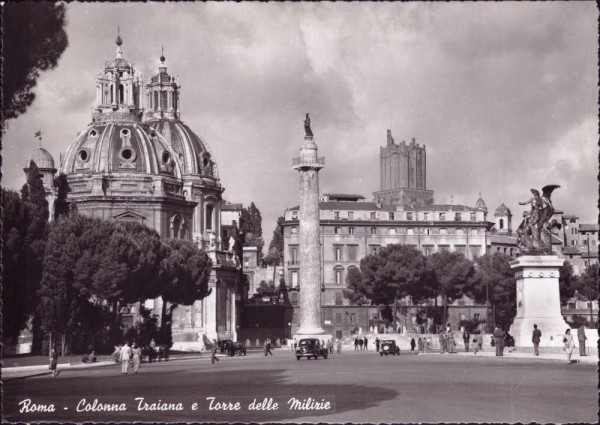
24,36,242,350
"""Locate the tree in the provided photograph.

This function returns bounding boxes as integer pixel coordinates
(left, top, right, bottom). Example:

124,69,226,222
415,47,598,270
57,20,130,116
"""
465,253,516,331
359,244,428,332
240,202,265,258
428,251,474,326
255,280,279,297
343,266,371,306
263,216,284,266
559,261,577,305
3,2,68,128
572,263,598,325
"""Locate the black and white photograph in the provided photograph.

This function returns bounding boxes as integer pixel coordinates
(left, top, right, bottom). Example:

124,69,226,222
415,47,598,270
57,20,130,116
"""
2,2,598,423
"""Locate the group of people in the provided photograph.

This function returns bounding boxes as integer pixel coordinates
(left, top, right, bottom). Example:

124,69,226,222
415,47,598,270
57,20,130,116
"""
111,342,143,374
353,336,369,351
533,323,588,364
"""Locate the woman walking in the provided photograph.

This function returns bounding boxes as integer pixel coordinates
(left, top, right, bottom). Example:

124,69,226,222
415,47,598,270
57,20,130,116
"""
563,329,575,364
49,348,59,377
131,343,142,374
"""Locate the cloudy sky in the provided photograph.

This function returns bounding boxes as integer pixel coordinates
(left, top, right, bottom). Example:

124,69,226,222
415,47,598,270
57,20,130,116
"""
4,2,598,244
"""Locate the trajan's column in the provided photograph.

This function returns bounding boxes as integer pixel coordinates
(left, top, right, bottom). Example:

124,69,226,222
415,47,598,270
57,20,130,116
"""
292,114,326,336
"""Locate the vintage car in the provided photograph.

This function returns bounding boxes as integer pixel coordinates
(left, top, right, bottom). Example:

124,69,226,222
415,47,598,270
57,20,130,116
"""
295,338,328,360
233,341,247,356
380,339,401,356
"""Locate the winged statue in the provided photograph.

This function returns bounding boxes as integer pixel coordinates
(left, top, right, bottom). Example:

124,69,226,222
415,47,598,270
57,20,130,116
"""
517,184,561,254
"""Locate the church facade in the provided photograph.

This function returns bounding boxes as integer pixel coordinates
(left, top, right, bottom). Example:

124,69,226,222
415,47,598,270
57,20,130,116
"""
24,36,242,350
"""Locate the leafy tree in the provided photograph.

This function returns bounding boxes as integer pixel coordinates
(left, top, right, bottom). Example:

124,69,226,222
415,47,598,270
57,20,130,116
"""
464,252,516,331
3,2,68,128
428,251,474,325
263,216,284,266
343,266,371,306
255,280,278,297
573,263,598,302
124,306,160,347
240,202,265,258
359,244,428,332
53,173,70,220
559,261,577,305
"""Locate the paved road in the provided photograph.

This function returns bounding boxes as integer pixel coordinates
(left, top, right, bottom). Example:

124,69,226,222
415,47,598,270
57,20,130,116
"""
3,350,597,423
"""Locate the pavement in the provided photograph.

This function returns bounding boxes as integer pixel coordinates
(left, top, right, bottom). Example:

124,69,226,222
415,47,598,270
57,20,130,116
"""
4,345,595,380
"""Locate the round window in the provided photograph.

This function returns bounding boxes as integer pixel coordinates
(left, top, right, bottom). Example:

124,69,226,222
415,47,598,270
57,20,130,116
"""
121,148,133,160
162,151,171,165
90,130,98,137
121,129,129,136
203,157,209,167
78,149,91,163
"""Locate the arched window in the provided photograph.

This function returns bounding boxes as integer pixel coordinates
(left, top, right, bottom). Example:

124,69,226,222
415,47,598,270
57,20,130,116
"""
205,204,214,231
154,92,159,111
334,266,344,285
161,91,168,110
110,84,114,104
499,218,504,229
171,214,182,239
119,84,124,104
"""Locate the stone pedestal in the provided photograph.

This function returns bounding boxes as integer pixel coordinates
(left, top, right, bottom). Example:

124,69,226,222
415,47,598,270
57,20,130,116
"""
508,255,569,348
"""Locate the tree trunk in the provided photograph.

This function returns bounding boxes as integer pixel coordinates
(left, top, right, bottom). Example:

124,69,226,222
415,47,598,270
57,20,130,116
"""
61,333,66,356
393,298,398,333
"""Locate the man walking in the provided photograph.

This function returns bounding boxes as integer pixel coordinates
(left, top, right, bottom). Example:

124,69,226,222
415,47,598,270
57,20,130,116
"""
264,339,273,357
463,330,470,352
532,324,541,356
354,337,359,351
375,337,380,352
494,326,505,357
364,336,368,351
577,324,587,356
120,342,131,374
211,340,220,364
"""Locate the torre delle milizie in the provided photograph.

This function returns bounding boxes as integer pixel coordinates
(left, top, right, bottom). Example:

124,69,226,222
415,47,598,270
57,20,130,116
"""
25,36,242,351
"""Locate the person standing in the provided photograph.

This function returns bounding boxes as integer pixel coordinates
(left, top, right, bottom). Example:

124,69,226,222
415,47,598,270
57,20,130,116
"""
49,348,59,377
476,332,483,351
354,337,359,351
358,337,364,351
120,342,131,374
472,336,479,354
563,329,575,364
264,339,273,357
493,326,505,357
211,339,220,364
410,338,416,352
577,324,587,356
447,333,456,354
438,333,445,353
417,338,423,353
131,343,142,374
364,336,368,351
532,324,542,356
375,337,380,352
463,330,470,352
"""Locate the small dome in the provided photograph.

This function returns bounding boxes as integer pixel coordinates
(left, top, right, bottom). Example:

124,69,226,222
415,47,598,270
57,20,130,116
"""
494,202,512,217
145,119,219,179
60,122,182,178
475,194,487,211
27,147,55,170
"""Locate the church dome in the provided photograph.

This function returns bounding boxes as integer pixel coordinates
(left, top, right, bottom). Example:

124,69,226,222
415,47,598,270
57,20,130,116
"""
26,147,56,170
494,202,511,217
145,119,219,179
60,121,182,178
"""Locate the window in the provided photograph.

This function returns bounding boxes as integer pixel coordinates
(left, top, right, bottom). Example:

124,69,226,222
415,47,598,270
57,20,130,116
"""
474,313,480,321
424,212,430,221
570,218,576,223
244,256,250,267
423,246,432,257
347,245,358,261
348,211,354,220
349,226,355,235
455,213,461,221
370,245,380,255
335,246,342,261
291,271,298,288
161,91,168,110
440,228,447,235
335,312,342,324
470,212,476,221
571,240,576,246
334,267,343,284
154,92,159,110
370,227,377,235
370,212,376,219
291,227,298,235
290,246,298,264
335,227,341,235
499,218,504,229
335,292,343,305
457,228,464,235
389,228,397,235
407,228,414,235
334,211,340,219
205,205,214,231
439,213,446,221
424,228,431,235
470,228,477,235
291,212,298,220
407,212,413,221
389,212,395,220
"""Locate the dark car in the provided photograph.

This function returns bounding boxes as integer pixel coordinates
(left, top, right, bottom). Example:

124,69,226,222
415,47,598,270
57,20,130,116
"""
380,339,400,356
295,338,328,360
233,341,247,356
219,340,235,355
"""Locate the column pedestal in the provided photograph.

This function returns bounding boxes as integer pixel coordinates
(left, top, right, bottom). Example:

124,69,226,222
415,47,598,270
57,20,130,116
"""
508,255,569,348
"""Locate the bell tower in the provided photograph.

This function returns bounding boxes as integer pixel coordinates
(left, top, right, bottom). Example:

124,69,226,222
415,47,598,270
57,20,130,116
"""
144,47,181,121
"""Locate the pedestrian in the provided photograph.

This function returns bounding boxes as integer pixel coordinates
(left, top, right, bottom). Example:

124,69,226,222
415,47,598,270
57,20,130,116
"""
264,339,273,357
532,324,541,356
149,338,157,362
364,336,368,351
417,337,423,353
493,326,505,357
476,333,483,351
410,338,416,352
131,343,142,374
447,333,456,354
211,339,219,364
472,336,479,354
336,338,342,354
463,330,470,352
426,337,431,353
327,339,333,355
577,324,587,356
119,342,131,374
354,337,359,351
438,333,444,353
563,329,575,364
112,345,120,363
49,348,59,377
293,338,298,351
358,338,364,351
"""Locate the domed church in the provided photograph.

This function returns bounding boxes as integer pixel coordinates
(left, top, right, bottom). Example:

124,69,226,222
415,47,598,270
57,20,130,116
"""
26,36,242,351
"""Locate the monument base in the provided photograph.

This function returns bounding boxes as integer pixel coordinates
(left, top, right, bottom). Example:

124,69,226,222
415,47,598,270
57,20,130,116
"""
508,255,569,348
292,333,334,344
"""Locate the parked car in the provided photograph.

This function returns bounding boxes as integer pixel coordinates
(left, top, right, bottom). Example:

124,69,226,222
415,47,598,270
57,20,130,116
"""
380,339,401,356
295,338,328,360
233,341,247,356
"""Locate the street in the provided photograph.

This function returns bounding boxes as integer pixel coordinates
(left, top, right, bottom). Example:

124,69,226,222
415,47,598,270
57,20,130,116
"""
3,350,597,423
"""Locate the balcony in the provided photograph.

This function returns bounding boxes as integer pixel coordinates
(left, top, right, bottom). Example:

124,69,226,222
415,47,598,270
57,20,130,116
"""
287,260,300,266
292,156,325,170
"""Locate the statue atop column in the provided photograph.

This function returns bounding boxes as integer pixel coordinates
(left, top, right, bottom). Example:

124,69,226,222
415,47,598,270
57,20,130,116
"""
517,185,561,254
304,113,313,137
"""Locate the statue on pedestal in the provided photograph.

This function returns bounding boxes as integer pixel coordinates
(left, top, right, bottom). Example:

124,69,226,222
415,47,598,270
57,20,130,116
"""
517,185,561,254
304,113,313,137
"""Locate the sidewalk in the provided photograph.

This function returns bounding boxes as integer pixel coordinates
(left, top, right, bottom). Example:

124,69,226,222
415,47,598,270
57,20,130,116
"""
418,348,598,364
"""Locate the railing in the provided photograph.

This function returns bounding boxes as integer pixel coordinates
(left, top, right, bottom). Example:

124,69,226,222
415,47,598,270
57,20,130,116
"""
292,157,325,167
